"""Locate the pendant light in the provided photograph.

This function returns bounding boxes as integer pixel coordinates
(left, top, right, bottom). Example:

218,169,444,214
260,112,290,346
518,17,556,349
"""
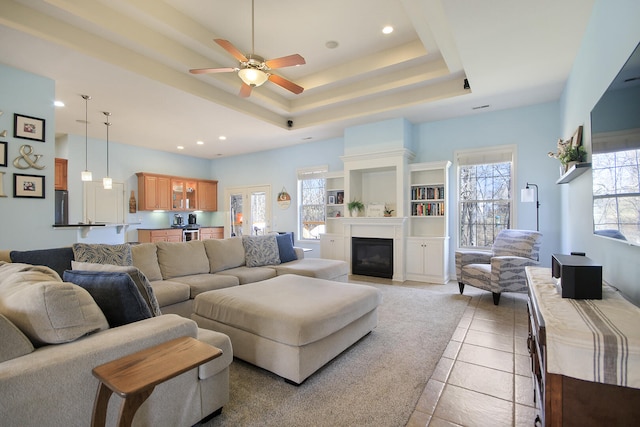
102,111,112,190
81,95,92,181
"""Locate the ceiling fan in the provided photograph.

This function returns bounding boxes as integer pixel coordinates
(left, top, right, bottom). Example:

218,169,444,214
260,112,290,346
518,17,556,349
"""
189,0,305,98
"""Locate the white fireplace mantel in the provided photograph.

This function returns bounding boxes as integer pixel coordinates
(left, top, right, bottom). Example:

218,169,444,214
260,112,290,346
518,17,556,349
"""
340,217,407,281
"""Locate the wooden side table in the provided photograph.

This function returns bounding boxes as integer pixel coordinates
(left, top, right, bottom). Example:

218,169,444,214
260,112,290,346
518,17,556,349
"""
91,336,222,427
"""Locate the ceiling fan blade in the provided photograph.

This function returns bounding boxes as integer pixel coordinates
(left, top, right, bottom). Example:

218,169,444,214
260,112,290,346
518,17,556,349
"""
268,74,304,94
239,83,252,98
214,39,248,63
189,67,237,75
265,54,306,69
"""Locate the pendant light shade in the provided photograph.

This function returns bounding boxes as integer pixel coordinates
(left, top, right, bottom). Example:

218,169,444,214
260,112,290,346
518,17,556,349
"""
238,68,268,87
103,112,112,190
81,95,92,181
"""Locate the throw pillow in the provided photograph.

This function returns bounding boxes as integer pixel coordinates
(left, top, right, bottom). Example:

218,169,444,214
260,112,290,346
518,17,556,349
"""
71,261,162,316
0,262,109,347
63,270,153,328
276,233,297,263
72,243,132,266
242,235,281,267
9,247,75,279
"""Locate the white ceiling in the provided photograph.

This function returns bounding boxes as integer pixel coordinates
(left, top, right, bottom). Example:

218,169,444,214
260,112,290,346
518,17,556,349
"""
0,0,594,159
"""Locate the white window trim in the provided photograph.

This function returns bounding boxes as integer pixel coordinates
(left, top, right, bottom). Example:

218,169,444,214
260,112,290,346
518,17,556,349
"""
297,165,328,241
454,144,517,250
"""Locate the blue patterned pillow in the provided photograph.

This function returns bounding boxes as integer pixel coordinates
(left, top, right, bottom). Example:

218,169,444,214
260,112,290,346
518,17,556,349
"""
63,270,152,327
72,243,132,266
242,235,281,267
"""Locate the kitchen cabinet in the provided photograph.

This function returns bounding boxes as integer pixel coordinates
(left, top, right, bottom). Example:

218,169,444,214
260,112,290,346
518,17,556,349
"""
197,180,218,211
55,158,68,190
200,227,223,240
137,173,171,211
405,237,449,284
320,233,344,260
137,228,182,243
171,178,198,210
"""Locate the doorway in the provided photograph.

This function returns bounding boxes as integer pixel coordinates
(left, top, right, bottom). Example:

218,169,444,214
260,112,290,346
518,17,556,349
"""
224,185,272,237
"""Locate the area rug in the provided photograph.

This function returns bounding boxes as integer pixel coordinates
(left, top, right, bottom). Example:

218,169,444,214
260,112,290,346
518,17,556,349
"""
201,283,470,427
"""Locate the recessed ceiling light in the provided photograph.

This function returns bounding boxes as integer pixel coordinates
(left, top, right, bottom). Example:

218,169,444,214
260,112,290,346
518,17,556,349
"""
219,136,227,141
382,26,393,35
54,100,65,107
325,40,339,49
196,140,204,145
177,145,184,150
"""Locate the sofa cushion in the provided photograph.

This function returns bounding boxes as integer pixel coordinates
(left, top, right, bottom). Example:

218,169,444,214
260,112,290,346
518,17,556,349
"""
131,243,163,281
167,274,239,298
63,270,152,327
147,280,191,307
9,247,74,279
72,243,132,266
273,258,349,281
242,235,281,267
203,237,245,273
0,262,108,346
276,233,297,263
215,266,277,285
0,313,35,363
156,241,210,279
71,261,162,316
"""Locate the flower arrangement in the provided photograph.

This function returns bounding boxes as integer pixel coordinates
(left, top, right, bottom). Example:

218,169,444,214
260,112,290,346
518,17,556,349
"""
548,138,586,166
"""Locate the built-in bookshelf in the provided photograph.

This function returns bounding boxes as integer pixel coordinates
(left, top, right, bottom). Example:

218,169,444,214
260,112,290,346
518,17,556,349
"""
324,172,344,233
411,185,445,216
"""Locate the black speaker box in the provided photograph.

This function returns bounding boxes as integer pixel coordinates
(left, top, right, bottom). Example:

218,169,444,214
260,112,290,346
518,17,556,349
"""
551,254,602,299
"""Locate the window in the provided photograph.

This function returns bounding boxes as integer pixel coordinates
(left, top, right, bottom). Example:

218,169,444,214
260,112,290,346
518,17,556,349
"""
298,166,328,240
457,146,515,249
592,147,640,243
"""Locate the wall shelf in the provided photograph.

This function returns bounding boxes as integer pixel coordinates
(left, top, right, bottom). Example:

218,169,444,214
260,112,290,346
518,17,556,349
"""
556,162,591,184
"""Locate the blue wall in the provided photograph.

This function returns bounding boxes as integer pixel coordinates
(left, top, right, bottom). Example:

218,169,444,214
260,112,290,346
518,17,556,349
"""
559,0,640,304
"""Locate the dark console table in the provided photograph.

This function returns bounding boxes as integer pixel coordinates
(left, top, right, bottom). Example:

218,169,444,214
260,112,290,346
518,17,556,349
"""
525,267,640,426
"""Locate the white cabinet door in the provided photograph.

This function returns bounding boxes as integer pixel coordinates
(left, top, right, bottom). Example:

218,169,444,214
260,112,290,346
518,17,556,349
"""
405,237,449,284
320,233,344,260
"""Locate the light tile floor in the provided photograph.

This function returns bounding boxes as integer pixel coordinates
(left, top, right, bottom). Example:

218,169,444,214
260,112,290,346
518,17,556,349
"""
402,280,536,427
350,276,536,427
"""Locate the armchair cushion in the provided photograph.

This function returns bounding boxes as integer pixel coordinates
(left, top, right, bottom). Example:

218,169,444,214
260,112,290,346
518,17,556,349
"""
491,229,541,260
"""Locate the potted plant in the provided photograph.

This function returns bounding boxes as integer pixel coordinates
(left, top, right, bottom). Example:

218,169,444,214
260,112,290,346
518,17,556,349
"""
384,207,394,217
548,139,587,173
347,199,364,217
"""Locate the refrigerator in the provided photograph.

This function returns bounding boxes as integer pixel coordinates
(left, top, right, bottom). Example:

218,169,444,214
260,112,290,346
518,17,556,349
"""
54,190,68,225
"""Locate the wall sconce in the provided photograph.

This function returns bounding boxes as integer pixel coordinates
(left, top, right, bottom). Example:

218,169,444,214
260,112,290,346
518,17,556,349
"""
102,112,112,190
521,182,540,231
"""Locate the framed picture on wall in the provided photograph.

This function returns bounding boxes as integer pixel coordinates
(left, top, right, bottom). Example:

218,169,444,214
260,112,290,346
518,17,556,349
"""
14,114,45,142
14,173,45,198
0,141,6,167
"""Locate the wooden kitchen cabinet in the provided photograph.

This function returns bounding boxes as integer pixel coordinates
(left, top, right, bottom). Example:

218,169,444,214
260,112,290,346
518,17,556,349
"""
55,158,68,190
200,227,223,240
171,178,198,211
137,173,171,210
137,229,182,243
197,180,218,211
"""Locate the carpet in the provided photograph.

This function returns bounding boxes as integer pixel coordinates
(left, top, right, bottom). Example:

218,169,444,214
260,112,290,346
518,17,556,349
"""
201,283,470,427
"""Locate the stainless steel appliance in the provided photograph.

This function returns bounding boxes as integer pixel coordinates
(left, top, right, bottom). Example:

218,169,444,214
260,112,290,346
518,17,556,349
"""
173,214,183,227
54,190,68,225
188,213,197,225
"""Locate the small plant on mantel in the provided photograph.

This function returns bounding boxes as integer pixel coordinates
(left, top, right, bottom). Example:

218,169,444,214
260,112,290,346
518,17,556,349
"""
384,207,394,217
347,199,364,217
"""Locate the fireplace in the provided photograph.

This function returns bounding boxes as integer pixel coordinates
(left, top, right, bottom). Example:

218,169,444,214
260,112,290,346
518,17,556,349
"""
351,237,393,279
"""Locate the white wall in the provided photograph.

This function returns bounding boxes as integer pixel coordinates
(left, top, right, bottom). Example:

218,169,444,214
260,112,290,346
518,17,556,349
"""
559,0,640,304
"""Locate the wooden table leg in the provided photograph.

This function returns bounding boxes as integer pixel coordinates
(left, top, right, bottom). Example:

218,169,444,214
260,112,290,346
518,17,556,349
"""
92,382,114,427
117,387,154,427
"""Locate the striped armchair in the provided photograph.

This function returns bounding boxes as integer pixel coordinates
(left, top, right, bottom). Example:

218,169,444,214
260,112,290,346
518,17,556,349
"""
455,229,542,305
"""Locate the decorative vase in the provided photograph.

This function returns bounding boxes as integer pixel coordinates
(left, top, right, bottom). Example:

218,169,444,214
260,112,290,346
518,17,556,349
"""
350,209,358,217
129,190,137,213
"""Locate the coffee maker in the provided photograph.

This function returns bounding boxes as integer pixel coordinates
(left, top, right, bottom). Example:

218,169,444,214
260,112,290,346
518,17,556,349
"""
172,214,183,227
188,214,197,225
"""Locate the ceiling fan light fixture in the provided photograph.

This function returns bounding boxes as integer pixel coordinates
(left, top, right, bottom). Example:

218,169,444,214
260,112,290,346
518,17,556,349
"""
238,68,268,87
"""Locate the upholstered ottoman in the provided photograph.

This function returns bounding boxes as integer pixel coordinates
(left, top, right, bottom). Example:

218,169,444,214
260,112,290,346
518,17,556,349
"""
192,274,382,384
